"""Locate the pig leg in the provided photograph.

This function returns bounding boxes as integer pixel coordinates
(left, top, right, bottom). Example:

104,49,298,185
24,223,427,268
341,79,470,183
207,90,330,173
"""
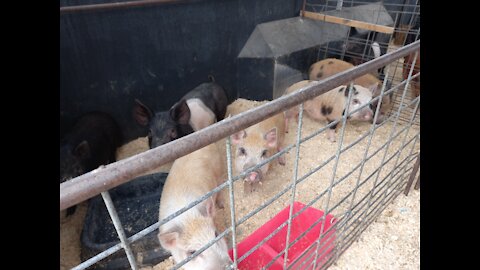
284,111,293,133
284,107,300,134
327,129,336,142
285,113,299,134
285,116,289,133
277,144,286,166
215,190,225,210
327,120,341,142
412,80,420,98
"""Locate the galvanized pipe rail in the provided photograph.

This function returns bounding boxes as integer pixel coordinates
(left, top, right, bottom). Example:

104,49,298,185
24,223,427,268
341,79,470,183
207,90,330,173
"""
60,40,420,211
60,0,198,14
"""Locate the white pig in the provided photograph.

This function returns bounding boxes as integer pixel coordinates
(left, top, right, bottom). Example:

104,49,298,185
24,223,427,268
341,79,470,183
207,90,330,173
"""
308,58,394,124
230,104,286,192
157,143,231,270
284,80,376,142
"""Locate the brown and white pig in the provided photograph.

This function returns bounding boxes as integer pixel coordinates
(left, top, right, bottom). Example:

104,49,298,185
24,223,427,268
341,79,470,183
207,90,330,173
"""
284,80,375,142
308,58,393,124
229,102,286,192
157,143,231,270
403,27,420,99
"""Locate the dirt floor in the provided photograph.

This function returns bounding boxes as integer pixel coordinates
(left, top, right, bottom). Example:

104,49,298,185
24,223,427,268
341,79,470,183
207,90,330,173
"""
60,49,420,270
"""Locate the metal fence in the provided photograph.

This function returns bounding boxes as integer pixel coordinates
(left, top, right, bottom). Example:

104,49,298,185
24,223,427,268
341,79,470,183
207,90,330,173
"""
60,1,420,269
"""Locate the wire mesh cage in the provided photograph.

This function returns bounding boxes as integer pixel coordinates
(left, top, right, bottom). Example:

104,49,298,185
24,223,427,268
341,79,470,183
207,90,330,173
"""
304,0,420,126
60,0,420,269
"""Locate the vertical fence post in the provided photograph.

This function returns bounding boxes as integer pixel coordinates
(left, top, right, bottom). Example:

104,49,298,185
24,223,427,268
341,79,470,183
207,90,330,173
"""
301,0,307,16
336,0,343,10
283,103,304,269
404,153,420,195
100,191,139,270
226,136,238,269
414,175,420,190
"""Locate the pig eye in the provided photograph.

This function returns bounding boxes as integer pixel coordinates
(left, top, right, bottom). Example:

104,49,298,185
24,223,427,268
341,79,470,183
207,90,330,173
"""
261,150,268,158
187,250,197,257
239,147,246,156
169,128,177,138
352,99,360,105
215,230,219,237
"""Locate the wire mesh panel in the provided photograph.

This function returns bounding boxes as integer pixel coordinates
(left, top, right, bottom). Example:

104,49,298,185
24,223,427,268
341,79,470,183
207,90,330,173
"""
304,0,420,127
60,1,420,269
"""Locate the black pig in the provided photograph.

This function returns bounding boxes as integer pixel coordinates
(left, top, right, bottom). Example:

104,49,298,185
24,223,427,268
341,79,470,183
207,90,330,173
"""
133,80,228,149
60,111,122,216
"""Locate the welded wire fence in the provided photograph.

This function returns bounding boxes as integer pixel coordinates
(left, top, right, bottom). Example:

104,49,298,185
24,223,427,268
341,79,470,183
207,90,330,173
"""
305,0,420,126
60,1,420,269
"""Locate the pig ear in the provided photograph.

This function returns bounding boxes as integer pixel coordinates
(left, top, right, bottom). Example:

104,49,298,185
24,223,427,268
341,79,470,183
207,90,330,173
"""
170,99,191,125
158,230,180,250
133,99,153,126
264,128,278,148
231,130,246,145
74,140,90,158
368,83,379,95
199,197,216,218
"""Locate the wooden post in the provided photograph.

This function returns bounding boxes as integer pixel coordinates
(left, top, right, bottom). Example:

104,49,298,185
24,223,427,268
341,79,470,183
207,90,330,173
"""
301,0,307,17
404,154,420,196
302,11,395,34
414,175,420,190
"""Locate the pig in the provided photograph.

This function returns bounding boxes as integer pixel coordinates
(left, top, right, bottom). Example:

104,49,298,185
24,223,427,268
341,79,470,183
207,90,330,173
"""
230,106,286,192
403,22,420,98
403,49,420,98
157,143,231,270
284,80,375,142
60,111,122,216
308,58,393,124
133,79,228,149
342,28,389,77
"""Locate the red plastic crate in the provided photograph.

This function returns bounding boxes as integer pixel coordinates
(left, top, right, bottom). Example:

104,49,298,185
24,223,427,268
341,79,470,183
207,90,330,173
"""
229,202,337,270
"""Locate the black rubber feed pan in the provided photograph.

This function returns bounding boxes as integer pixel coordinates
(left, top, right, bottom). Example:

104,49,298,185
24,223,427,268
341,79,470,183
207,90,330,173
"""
81,172,170,269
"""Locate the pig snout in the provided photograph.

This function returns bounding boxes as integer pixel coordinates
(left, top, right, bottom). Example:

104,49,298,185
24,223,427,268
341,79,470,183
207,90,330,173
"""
363,109,374,121
211,248,232,270
369,100,390,125
195,237,231,270
351,107,374,122
149,134,173,149
245,169,263,183
210,232,232,269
